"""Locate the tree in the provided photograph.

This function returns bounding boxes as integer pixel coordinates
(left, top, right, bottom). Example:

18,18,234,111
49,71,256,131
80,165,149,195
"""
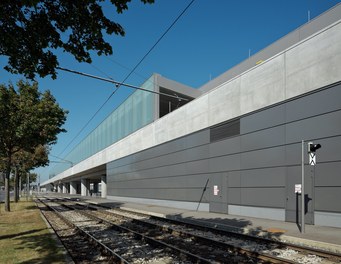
0,0,154,80
12,145,49,202
0,80,67,211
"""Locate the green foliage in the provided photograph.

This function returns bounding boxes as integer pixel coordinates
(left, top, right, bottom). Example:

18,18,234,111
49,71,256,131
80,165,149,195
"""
14,145,50,172
0,80,67,156
0,80,67,211
0,0,154,79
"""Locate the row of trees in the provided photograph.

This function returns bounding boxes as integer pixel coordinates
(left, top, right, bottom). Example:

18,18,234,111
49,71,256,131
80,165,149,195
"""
1,0,155,212
0,80,68,211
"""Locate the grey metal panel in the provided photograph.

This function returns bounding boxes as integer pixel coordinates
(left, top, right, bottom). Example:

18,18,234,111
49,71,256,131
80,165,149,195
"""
186,159,210,175
210,119,240,142
115,180,210,196
209,173,228,205
111,175,210,189
148,130,209,158
209,154,241,172
106,83,341,225
315,187,341,212
283,136,341,166
240,146,286,170
285,110,341,144
241,125,285,152
286,83,341,122
241,187,285,208
315,162,341,187
286,210,314,224
299,5,341,40
311,135,341,163
285,143,304,166
108,187,209,202
184,129,210,148
240,104,285,134
228,171,241,187
209,136,241,157
240,167,286,187
135,144,209,170
228,188,241,205
108,131,209,173
285,166,314,224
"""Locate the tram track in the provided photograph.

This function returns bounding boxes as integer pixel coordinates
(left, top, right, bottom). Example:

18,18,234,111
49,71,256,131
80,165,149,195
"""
35,196,340,263
71,200,341,264
37,197,222,263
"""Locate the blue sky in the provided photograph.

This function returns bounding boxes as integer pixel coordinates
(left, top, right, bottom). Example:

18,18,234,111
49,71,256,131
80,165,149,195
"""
0,0,340,182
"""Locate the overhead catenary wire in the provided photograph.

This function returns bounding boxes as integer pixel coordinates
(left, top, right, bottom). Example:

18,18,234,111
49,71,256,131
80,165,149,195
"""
49,154,73,166
57,67,189,101
116,0,196,87
56,0,196,158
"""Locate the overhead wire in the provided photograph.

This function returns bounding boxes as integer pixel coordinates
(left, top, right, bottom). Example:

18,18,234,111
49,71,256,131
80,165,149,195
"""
56,0,196,158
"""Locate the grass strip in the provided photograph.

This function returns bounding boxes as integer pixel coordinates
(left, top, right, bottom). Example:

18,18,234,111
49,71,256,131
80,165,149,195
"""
0,200,66,264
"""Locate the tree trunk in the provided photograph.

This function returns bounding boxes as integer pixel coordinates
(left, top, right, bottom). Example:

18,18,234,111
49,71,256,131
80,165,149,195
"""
5,169,11,212
4,158,11,212
14,167,19,203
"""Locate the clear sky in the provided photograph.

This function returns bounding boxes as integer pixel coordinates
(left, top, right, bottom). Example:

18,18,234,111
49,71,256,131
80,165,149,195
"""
0,0,340,183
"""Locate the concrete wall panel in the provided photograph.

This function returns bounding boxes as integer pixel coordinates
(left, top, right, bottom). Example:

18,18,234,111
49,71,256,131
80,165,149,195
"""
228,205,285,221
240,55,285,115
186,94,209,132
315,211,341,228
208,78,241,126
285,22,341,99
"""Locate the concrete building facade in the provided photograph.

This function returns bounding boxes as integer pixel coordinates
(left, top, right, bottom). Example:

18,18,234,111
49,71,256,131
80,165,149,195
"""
42,4,341,228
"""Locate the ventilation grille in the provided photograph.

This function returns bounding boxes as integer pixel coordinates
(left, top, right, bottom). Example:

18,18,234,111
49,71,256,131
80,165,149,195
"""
210,119,240,142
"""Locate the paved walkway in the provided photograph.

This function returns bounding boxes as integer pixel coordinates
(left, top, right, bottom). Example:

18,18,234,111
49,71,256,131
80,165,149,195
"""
43,193,341,253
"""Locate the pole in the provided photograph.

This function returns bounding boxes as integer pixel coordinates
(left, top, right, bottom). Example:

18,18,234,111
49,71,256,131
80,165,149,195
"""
196,179,209,211
301,140,305,233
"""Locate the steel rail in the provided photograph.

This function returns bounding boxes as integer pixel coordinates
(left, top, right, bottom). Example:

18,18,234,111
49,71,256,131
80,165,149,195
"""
83,200,341,263
42,196,341,263
147,213,341,262
37,198,130,264
58,202,214,264
63,200,294,264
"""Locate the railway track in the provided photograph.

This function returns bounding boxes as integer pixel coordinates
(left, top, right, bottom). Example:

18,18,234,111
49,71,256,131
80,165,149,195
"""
37,196,341,263
37,198,193,263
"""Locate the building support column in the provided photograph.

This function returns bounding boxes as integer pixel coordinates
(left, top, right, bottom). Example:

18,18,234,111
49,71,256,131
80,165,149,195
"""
62,183,67,194
81,178,89,196
101,175,107,198
70,181,77,195
93,182,99,195
57,183,62,193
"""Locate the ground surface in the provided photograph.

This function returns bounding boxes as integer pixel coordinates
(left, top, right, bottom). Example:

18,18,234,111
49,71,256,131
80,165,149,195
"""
0,200,66,264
